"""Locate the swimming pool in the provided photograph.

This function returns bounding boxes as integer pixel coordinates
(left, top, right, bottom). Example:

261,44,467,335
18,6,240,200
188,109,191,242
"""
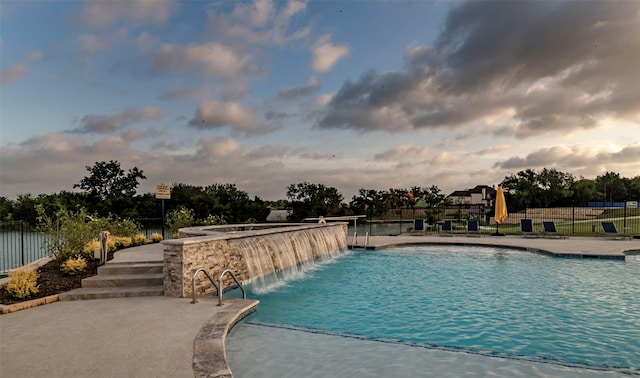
226,245,640,376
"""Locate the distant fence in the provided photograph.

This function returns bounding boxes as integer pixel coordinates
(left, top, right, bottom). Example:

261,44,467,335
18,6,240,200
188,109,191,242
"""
0,221,48,274
1,218,169,274
496,205,640,236
136,218,167,240
350,204,640,237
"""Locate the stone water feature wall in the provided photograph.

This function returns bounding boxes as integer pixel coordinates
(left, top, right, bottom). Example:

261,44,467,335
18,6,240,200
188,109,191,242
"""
161,223,347,298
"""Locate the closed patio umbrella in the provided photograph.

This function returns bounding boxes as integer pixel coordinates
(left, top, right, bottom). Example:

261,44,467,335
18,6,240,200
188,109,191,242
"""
493,186,507,236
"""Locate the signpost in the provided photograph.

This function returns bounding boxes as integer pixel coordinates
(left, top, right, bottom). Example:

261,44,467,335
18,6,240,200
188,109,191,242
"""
156,184,171,238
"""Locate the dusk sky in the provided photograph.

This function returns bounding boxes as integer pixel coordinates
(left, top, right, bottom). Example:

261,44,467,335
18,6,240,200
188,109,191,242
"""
1,0,639,201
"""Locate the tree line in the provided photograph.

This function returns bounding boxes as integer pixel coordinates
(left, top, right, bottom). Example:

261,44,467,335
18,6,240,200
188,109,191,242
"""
1,161,638,225
501,168,640,212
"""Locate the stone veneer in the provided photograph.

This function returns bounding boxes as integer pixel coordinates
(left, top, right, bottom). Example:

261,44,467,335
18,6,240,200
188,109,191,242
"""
161,223,347,298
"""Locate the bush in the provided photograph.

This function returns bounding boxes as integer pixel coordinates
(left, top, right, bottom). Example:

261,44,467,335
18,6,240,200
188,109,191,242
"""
198,214,226,226
167,206,195,235
111,236,132,250
6,268,39,299
110,218,141,238
132,233,147,246
61,256,87,276
37,205,96,261
151,233,163,243
107,237,117,252
82,239,101,258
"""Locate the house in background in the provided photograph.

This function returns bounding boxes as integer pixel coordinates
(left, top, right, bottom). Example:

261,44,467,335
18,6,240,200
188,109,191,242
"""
447,185,497,207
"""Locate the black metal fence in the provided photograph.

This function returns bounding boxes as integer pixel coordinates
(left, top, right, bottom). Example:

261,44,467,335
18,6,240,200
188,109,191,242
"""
136,218,167,240
349,204,640,237
1,218,170,274
506,205,639,236
1,221,49,274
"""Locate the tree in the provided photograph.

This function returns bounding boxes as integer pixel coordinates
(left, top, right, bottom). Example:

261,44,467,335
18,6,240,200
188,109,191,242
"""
628,176,640,201
349,189,388,218
0,196,14,221
570,178,599,205
286,182,344,221
169,183,270,223
501,168,574,210
596,172,627,203
74,160,146,200
12,194,39,226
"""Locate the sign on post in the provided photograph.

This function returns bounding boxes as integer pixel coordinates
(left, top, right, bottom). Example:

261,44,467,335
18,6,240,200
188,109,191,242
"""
155,184,171,199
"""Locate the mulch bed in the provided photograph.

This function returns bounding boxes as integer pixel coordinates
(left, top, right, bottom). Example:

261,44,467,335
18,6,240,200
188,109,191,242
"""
0,251,114,305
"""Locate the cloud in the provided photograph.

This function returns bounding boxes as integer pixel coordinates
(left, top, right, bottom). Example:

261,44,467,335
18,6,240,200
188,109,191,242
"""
1,64,28,87
265,110,290,121
374,145,432,161
316,1,640,138
27,50,42,62
195,137,241,159
78,27,129,55
206,0,309,46
311,34,349,73
493,143,640,171
188,99,266,134
69,107,163,134
274,76,320,101
79,0,177,28
153,42,258,79
245,145,290,160
159,87,206,101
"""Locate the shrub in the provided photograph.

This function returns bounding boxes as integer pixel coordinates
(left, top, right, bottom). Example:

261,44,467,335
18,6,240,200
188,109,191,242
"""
132,233,147,246
151,233,163,243
110,218,141,238
6,268,39,299
107,237,117,252
82,239,101,258
198,214,226,226
166,206,195,235
37,205,96,261
111,236,132,249
61,256,87,276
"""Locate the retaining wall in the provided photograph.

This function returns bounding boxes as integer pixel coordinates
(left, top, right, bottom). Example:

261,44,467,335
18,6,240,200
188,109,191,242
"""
161,223,347,298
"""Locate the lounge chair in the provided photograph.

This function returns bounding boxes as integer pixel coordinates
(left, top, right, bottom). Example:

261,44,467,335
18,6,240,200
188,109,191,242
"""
520,219,538,237
466,220,481,236
598,222,631,240
542,221,567,239
439,220,453,236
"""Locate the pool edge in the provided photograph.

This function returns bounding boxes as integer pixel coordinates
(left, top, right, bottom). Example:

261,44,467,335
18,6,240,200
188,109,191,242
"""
192,298,259,378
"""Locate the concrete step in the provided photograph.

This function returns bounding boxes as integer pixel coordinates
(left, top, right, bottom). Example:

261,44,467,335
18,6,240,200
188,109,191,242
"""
98,262,163,276
81,273,164,288
59,286,164,301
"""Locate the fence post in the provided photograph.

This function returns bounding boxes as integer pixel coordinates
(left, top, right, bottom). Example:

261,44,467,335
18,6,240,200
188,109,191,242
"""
623,203,627,230
572,206,575,235
21,221,25,266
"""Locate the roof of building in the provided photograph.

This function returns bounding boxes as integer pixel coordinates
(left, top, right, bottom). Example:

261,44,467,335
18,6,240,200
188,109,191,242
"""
447,185,497,198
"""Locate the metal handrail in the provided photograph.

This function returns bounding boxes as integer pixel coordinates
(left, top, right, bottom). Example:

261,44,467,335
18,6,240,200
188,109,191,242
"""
191,268,220,304
218,269,246,306
364,232,369,248
351,232,358,247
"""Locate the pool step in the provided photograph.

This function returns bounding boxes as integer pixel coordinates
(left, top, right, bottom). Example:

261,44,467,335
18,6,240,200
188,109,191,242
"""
59,261,164,301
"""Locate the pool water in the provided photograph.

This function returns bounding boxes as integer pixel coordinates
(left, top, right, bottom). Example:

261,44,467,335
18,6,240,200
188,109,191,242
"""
228,246,640,375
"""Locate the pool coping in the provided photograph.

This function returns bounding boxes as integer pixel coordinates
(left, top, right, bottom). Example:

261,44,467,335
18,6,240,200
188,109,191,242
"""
192,297,259,378
350,235,639,259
